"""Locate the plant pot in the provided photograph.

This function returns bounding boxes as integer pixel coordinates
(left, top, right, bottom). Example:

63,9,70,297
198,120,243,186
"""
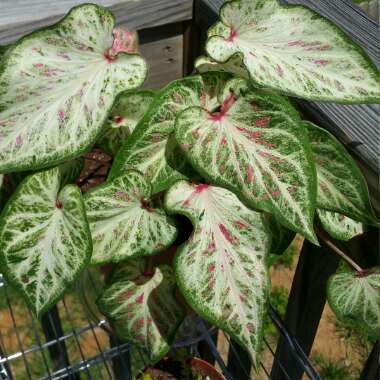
141,356,226,380
189,357,226,380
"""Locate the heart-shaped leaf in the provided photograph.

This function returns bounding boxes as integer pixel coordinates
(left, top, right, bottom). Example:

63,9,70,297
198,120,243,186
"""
318,210,364,241
175,78,317,242
195,55,248,79
84,170,177,265
304,121,377,225
109,72,231,193
0,163,91,317
205,0,380,103
0,4,147,173
97,259,185,363
165,180,271,367
327,263,380,339
97,90,156,156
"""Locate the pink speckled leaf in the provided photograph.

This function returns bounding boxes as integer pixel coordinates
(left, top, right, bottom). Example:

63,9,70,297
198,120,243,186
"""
175,77,317,243
97,259,185,363
317,210,364,241
84,170,177,265
97,90,155,156
0,4,147,173
110,72,231,193
304,121,377,225
165,181,271,367
0,161,91,317
206,0,380,103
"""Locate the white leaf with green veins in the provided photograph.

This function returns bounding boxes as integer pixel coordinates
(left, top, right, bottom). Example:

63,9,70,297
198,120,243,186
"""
175,78,317,243
0,4,147,173
97,90,155,156
109,73,231,193
84,170,177,265
0,163,91,317
327,264,380,339
317,210,364,241
205,0,380,103
305,121,377,225
97,259,185,363
195,55,248,79
165,181,271,367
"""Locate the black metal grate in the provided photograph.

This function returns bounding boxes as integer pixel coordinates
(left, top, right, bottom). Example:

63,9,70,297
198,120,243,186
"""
0,270,321,380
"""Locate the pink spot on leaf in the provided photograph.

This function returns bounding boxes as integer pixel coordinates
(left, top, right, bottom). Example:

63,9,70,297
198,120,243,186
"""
58,111,65,120
227,29,238,42
255,117,270,127
236,220,247,229
247,165,254,183
195,184,209,193
114,115,124,124
276,64,284,77
135,293,144,304
209,93,237,122
15,135,22,146
314,59,329,66
219,224,234,244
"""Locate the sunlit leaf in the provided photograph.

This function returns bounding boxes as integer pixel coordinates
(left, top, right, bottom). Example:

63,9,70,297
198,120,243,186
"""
305,121,377,225
109,72,231,193
0,163,91,317
175,78,317,242
98,259,185,363
206,0,380,103
97,90,155,156
165,180,271,367
84,170,177,265
318,210,364,241
328,263,380,339
0,4,147,173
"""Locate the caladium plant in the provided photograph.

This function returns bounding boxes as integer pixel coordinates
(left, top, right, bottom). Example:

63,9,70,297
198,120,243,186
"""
0,0,379,372
0,4,147,173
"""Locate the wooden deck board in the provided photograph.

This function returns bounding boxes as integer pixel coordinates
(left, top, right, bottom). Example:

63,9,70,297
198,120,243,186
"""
0,0,193,44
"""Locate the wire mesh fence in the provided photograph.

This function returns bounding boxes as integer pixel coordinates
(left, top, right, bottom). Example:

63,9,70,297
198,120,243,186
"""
0,270,321,380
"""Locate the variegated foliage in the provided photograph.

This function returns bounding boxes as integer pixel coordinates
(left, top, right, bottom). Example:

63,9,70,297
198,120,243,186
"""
0,4,147,173
175,78,317,242
317,210,364,241
165,181,271,367
84,170,177,265
0,162,91,317
327,263,380,339
205,0,380,103
97,90,155,156
304,121,377,226
109,72,231,193
195,55,248,79
97,259,185,363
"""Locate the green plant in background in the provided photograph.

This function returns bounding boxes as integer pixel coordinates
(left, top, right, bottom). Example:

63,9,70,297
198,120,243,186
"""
0,0,379,372
312,353,353,380
264,286,289,339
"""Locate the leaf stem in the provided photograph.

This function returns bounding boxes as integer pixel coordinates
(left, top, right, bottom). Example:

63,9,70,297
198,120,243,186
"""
316,227,364,273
